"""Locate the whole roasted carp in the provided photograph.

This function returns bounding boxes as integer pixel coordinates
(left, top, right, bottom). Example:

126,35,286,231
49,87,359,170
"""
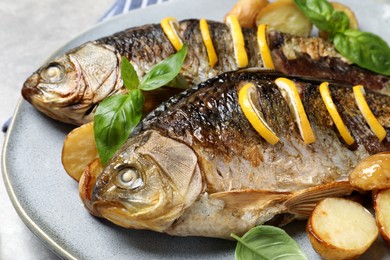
89,70,390,238
22,19,390,125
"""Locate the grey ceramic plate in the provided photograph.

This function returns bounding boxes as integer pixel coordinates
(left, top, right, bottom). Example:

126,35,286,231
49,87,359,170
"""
2,0,390,259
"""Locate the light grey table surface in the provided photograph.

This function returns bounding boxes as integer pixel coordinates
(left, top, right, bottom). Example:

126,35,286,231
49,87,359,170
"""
0,1,114,259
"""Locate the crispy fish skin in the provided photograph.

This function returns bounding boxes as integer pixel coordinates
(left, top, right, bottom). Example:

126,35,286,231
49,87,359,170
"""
22,19,390,126
90,70,389,238
269,31,390,95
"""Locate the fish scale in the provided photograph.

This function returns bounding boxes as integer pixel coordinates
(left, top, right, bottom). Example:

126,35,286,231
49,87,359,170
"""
90,70,389,238
130,70,390,191
22,19,390,126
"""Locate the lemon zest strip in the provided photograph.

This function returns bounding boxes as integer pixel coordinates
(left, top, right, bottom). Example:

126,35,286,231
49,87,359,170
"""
225,15,248,68
319,82,355,145
238,83,279,145
161,17,183,51
257,24,275,69
200,19,218,68
275,78,315,144
353,85,386,142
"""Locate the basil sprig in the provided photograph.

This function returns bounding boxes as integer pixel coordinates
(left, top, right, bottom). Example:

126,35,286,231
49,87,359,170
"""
94,45,188,165
231,226,308,260
294,0,390,76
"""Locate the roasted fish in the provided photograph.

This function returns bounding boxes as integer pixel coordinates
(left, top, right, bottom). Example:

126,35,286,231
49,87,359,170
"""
89,70,390,238
22,19,390,125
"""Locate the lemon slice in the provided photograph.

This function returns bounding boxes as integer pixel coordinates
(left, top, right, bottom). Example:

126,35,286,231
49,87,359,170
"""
238,83,279,145
257,24,275,69
353,85,386,142
225,15,248,68
319,82,355,145
161,17,183,51
199,19,218,68
275,78,315,144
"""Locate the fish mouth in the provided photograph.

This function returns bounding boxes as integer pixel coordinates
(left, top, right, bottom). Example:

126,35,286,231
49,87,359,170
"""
92,201,138,228
22,73,42,103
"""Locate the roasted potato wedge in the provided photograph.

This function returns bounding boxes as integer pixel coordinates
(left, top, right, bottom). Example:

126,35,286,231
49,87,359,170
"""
79,158,103,215
255,0,312,36
349,152,390,191
225,0,269,28
319,2,359,39
62,122,99,181
373,189,390,243
307,198,378,260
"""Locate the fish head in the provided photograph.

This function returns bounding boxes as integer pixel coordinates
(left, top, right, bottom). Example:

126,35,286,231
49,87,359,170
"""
22,42,122,125
91,130,203,232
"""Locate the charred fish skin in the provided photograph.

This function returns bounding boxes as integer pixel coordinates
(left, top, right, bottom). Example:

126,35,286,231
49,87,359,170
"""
91,70,389,238
22,19,390,126
96,23,177,81
269,31,390,96
137,70,389,193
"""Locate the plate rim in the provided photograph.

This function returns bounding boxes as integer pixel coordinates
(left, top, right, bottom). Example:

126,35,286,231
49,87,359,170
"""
2,0,390,259
1,1,187,257
2,98,77,259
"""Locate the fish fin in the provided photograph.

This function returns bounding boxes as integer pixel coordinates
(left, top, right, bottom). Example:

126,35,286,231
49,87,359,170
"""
137,130,202,206
285,181,354,218
210,190,291,210
69,43,119,95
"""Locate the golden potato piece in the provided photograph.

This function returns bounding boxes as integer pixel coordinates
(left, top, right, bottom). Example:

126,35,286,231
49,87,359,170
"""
62,122,99,181
319,2,359,39
307,198,378,260
307,198,378,259
79,158,103,216
225,0,269,28
349,152,390,191
373,189,390,243
255,0,312,36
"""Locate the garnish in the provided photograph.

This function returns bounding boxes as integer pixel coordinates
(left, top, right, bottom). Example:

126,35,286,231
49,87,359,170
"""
275,77,315,144
231,225,308,260
238,83,279,145
319,82,355,145
353,85,386,141
161,17,183,51
257,24,275,69
293,0,390,76
94,45,188,165
226,15,249,68
200,19,218,68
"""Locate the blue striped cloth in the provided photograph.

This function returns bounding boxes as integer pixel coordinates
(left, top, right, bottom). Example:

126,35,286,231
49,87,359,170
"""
2,0,170,133
100,0,170,21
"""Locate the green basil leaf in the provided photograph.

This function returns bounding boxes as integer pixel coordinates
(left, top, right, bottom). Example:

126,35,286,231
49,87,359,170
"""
140,44,188,91
328,10,349,35
231,226,308,260
94,89,144,165
121,57,140,90
293,0,334,32
334,29,390,76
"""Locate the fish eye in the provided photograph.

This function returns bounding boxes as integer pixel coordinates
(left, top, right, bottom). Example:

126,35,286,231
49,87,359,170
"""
115,167,144,190
42,63,65,83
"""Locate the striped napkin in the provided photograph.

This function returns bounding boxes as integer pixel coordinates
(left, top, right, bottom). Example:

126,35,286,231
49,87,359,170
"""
101,0,170,21
2,0,170,133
